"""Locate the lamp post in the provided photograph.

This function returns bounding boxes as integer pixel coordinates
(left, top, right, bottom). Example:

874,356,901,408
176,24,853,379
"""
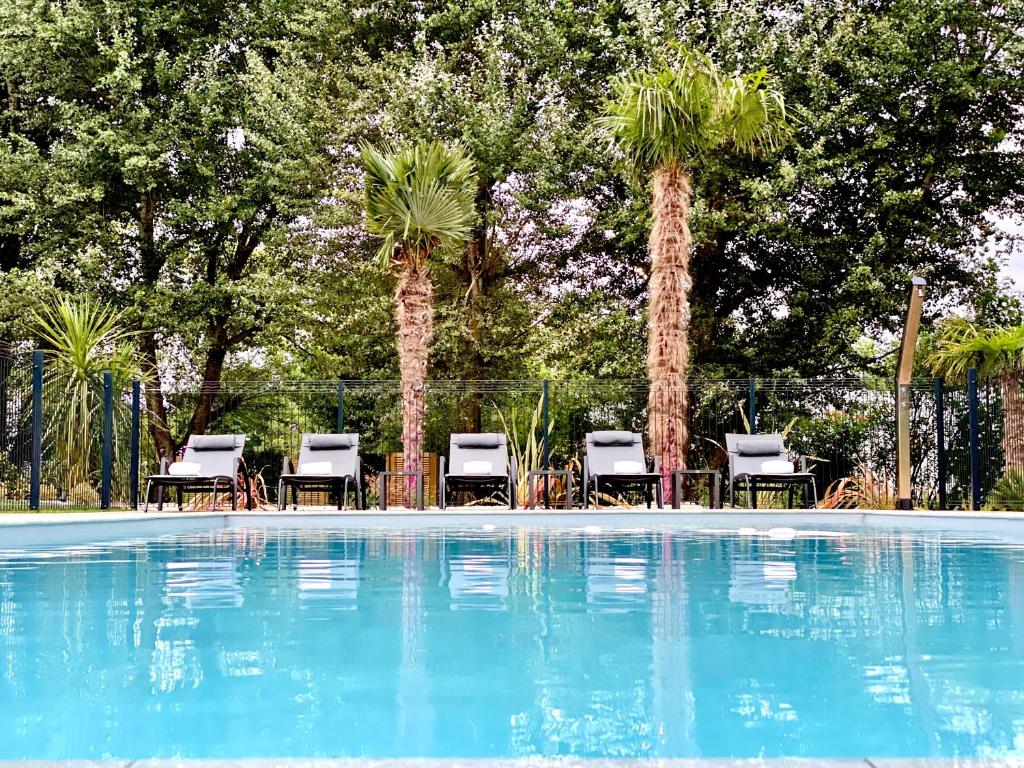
895,277,926,510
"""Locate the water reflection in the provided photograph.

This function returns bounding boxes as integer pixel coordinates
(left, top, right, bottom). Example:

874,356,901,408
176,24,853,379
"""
298,558,360,609
448,554,509,610
0,527,1022,759
165,558,242,609
586,555,649,608
728,559,797,606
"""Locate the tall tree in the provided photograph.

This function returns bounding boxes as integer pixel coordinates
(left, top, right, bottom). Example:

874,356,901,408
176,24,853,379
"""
0,0,336,459
599,46,790,482
362,0,655,409
362,141,476,499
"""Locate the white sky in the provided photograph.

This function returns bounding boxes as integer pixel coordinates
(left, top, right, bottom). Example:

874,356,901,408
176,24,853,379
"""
994,213,1024,290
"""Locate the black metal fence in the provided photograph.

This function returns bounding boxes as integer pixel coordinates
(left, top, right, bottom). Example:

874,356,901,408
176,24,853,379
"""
0,341,1016,510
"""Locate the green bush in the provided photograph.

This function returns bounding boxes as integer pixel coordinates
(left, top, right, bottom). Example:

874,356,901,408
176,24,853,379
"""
986,470,1024,512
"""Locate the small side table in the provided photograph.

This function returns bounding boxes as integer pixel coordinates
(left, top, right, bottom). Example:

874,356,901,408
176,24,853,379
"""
379,470,425,511
527,469,574,510
672,469,721,509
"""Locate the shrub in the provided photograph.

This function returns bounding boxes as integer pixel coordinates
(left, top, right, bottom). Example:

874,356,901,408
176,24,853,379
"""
986,470,1024,512
68,482,101,507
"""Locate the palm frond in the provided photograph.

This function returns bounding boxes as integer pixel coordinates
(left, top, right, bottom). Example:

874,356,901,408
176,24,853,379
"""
28,296,147,491
361,140,477,268
926,316,1024,382
597,44,791,179
719,69,792,156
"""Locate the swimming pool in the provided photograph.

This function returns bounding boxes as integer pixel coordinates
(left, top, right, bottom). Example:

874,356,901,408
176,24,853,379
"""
1,523,1024,760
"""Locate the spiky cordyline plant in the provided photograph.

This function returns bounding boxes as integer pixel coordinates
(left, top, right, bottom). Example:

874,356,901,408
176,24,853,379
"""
362,140,476,503
927,315,1024,472
30,297,145,493
598,45,791,488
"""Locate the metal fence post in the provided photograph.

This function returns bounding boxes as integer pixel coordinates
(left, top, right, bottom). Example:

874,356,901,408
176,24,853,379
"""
29,350,42,510
968,368,981,511
130,380,141,509
934,377,947,510
101,372,113,509
337,380,345,433
542,379,550,507
542,380,550,470
748,379,757,434
0,349,9,447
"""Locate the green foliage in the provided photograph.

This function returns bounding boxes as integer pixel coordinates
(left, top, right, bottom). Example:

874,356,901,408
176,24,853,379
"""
598,45,791,180
497,393,554,507
926,316,1024,384
31,298,143,390
0,0,1021,398
29,297,145,489
0,0,343,450
361,141,478,265
821,465,897,510
986,470,1024,512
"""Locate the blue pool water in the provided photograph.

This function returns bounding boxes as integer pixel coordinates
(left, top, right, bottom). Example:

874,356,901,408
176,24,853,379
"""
2,524,1024,759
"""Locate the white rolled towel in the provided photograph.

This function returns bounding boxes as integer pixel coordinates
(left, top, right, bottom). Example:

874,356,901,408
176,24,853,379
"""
613,460,644,474
300,461,333,475
760,460,795,474
463,460,493,475
168,461,202,476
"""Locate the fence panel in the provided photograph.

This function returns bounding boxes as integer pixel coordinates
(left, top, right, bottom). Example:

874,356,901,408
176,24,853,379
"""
5,366,1011,511
0,344,34,510
968,377,1024,510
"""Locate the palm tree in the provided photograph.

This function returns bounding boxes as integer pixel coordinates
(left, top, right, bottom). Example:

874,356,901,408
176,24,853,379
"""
599,46,791,486
927,316,1024,471
30,297,145,493
362,141,476,502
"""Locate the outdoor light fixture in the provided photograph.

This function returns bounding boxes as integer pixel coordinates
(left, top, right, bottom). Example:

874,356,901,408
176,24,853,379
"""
895,276,926,510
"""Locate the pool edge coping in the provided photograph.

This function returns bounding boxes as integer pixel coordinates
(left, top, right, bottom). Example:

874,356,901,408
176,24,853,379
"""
0,758,1021,766
3,507,1024,550
3,507,1024,527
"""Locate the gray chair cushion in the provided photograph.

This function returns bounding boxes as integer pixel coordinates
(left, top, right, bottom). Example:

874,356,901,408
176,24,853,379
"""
454,433,501,449
591,430,636,447
736,440,783,457
307,434,353,450
190,434,240,451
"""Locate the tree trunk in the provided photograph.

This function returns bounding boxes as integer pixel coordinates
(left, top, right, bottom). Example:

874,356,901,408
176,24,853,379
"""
647,163,692,492
458,183,494,432
137,189,175,462
140,331,175,462
463,237,484,432
184,341,228,442
396,247,433,506
183,217,267,442
1001,371,1024,472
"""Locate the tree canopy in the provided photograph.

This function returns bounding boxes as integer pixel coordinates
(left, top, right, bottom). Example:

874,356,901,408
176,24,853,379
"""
0,0,1021,449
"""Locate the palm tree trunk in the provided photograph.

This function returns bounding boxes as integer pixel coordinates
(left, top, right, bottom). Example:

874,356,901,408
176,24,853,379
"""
396,248,433,506
647,162,692,493
1001,372,1024,472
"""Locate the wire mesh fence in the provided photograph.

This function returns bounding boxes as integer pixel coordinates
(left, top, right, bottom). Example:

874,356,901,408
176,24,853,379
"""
0,344,34,509
0,339,1019,511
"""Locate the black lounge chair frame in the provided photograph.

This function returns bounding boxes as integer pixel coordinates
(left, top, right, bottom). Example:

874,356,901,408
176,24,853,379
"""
582,430,663,509
145,434,250,512
278,433,363,510
725,433,818,508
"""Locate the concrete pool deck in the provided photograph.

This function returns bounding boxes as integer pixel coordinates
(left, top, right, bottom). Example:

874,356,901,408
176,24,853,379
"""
2,506,1024,548
1,758,1023,766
